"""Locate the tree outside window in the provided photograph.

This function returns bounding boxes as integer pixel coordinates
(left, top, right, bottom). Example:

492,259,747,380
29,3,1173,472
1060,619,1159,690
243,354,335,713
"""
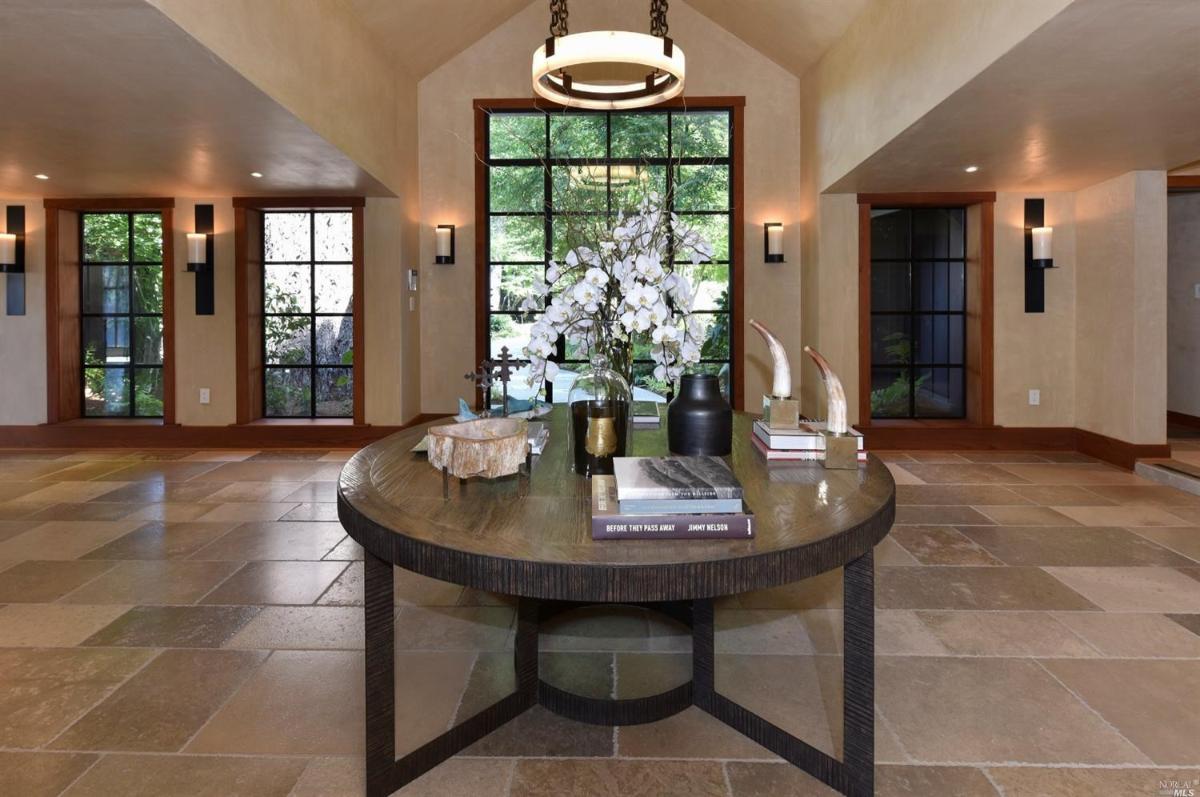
80,212,164,417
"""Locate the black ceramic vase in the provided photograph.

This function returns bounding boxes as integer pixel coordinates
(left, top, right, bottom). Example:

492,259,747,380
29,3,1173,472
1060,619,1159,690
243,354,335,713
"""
667,374,732,456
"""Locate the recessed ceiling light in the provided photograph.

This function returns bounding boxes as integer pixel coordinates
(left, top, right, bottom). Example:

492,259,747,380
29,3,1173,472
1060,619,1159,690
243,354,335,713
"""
963,165,979,173
34,173,49,180
250,171,263,178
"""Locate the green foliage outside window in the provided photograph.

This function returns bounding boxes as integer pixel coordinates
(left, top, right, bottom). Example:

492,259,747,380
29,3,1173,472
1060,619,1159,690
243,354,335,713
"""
869,332,926,417
486,108,734,400
81,213,164,417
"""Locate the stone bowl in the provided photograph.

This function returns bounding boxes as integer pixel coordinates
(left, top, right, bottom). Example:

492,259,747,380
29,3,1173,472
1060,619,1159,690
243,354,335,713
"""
427,417,529,479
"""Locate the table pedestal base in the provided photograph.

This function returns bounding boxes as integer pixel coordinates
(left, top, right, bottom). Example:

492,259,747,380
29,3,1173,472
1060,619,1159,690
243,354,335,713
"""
363,550,875,797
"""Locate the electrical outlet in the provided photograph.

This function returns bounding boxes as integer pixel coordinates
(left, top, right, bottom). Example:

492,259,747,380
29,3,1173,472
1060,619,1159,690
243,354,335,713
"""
1194,282,1200,299
1028,389,1040,406
199,388,211,405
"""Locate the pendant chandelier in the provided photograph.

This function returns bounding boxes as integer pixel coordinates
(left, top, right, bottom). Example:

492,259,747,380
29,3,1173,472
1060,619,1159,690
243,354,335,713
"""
531,0,686,110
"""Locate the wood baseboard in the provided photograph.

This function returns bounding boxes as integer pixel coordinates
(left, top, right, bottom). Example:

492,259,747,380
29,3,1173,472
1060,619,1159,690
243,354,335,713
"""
861,423,1169,470
0,413,448,449
860,424,1077,452
1168,410,1200,430
1072,428,1171,470
0,414,1171,470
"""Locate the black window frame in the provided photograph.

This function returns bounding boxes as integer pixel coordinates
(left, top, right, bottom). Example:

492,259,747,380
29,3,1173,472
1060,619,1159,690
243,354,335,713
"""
869,206,968,420
482,106,736,402
79,211,164,418
261,209,355,419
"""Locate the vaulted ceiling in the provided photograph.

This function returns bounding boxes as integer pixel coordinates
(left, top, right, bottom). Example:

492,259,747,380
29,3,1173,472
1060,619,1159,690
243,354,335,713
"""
344,0,871,80
344,0,531,79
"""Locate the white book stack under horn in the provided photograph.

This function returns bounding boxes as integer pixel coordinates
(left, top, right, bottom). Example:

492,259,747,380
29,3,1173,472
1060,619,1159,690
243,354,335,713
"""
750,420,867,462
747,320,865,468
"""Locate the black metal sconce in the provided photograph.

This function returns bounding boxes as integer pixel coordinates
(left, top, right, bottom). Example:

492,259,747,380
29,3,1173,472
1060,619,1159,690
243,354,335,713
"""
1,206,25,316
1024,198,1055,313
435,224,455,264
187,204,215,315
764,222,784,263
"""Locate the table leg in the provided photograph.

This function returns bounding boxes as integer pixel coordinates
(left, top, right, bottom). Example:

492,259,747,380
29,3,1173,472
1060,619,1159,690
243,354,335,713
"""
364,550,396,797
843,549,875,795
363,581,538,796
695,551,876,797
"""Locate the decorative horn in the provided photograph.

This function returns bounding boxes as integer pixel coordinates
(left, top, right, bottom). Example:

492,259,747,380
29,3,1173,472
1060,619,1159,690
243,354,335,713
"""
803,346,848,435
749,319,791,399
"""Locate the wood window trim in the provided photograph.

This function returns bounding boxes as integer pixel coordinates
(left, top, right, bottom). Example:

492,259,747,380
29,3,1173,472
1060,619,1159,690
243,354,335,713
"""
43,199,176,425
856,192,995,429
233,199,366,425
1167,175,1200,191
232,196,366,209
472,97,747,410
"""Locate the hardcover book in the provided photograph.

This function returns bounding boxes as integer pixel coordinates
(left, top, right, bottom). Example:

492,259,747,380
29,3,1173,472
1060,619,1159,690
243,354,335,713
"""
613,456,744,501
750,433,868,462
752,420,865,452
632,401,663,424
618,497,745,515
591,476,753,540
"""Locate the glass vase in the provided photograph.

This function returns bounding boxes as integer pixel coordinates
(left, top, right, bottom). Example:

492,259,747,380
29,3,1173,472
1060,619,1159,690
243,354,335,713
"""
568,354,632,477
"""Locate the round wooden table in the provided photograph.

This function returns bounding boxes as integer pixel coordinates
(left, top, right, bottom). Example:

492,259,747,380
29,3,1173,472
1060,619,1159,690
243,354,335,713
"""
338,410,895,797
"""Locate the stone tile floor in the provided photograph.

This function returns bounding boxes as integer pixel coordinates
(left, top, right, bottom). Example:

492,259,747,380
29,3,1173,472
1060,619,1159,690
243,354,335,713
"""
0,447,1197,796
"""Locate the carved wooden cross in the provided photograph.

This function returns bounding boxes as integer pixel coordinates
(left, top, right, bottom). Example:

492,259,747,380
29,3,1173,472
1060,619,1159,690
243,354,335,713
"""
464,363,496,417
493,346,521,414
465,347,529,417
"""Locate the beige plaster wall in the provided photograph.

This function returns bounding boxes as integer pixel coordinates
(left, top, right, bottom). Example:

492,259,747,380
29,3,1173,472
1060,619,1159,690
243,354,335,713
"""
806,0,1074,192
148,0,406,194
0,195,420,429
172,197,421,427
799,190,1082,430
993,192,1077,427
1168,192,1200,417
172,199,238,425
0,200,47,425
1075,171,1168,444
809,194,861,424
417,0,802,413
364,196,421,425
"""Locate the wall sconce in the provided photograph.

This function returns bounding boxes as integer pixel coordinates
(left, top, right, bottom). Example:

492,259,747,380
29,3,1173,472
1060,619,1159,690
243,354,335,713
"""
1,206,25,316
187,204,215,315
764,223,784,263
435,224,455,264
1024,199,1055,313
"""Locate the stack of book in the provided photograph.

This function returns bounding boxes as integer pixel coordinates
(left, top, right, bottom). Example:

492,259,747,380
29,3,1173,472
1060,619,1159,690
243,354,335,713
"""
632,401,663,426
527,421,550,455
751,419,867,463
591,455,754,540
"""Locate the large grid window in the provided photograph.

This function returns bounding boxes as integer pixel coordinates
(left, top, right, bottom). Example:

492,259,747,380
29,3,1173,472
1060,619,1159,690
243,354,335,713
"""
262,211,354,418
80,212,164,417
869,207,966,419
483,107,735,402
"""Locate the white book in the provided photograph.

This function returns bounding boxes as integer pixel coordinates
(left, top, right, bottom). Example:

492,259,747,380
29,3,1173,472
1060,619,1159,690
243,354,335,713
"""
753,420,865,452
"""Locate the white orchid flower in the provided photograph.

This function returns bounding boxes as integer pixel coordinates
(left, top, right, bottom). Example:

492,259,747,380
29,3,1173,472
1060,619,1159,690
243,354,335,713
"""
583,267,607,288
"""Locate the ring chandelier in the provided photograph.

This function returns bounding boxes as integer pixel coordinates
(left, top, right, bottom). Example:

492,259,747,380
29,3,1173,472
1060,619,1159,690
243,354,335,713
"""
531,0,686,110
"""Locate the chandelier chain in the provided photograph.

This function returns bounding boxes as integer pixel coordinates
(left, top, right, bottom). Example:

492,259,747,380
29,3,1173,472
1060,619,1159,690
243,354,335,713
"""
549,0,568,37
651,0,669,36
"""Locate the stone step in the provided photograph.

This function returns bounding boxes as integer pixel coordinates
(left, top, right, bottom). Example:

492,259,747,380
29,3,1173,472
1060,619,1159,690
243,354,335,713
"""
1135,458,1200,496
